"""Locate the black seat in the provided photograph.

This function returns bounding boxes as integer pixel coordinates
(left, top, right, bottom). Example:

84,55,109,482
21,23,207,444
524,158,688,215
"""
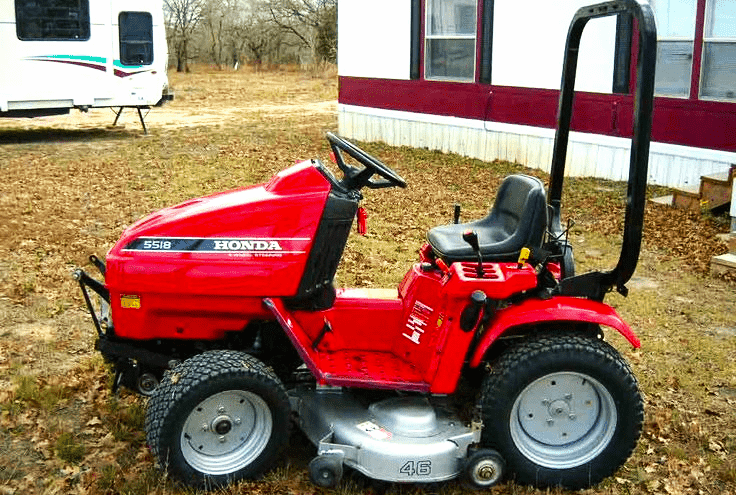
427,174,548,263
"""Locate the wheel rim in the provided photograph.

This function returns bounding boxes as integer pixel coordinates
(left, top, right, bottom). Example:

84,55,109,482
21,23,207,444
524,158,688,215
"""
469,457,503,487
509,371,617,469
180,390,273,475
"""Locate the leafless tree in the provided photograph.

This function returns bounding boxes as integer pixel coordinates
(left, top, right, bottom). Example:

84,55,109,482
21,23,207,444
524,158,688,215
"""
314,1,336,63
201,0,249,68
239,13,276,67
164,0,205,72
264,0,337,62
164,0,337,69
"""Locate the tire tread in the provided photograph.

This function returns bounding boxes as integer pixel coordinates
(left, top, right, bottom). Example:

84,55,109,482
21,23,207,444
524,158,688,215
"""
145,350,289,488
480,332,643,489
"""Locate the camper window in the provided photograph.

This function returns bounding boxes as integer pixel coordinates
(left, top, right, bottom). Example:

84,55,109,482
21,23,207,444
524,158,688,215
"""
119,12,153,66
15,0,90,41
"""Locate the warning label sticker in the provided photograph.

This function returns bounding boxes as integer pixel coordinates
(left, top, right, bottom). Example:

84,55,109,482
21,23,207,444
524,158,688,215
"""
356,421,392,440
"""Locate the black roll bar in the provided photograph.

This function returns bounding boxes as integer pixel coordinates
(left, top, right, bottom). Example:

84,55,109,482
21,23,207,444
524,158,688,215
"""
548,0,657,300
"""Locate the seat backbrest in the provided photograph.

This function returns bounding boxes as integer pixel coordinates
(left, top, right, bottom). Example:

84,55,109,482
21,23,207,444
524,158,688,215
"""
427,174,547,264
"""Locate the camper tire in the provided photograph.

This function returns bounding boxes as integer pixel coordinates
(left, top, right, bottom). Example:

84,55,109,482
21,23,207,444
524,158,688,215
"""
145,350,290,489
479,332,643,489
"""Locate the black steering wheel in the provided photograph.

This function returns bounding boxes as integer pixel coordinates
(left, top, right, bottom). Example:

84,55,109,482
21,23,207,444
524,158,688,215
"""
326,132,407,190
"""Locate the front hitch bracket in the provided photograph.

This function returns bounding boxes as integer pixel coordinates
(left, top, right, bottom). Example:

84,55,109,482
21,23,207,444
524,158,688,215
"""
72,255,110,338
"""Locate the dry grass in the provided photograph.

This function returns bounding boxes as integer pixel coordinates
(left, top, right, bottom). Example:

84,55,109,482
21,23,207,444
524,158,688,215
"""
0,64,734,495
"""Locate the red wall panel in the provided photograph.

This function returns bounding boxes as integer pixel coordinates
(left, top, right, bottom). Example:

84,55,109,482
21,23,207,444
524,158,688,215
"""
339,76,736,153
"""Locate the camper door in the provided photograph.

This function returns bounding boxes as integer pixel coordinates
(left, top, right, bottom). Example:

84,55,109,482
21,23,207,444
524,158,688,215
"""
110,0,168,108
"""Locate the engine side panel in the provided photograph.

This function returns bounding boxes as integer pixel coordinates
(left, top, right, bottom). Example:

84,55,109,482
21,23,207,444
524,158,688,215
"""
105,162,333,340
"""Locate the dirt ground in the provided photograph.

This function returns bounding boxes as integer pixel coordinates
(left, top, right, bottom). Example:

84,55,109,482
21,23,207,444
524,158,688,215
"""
0,65,735,495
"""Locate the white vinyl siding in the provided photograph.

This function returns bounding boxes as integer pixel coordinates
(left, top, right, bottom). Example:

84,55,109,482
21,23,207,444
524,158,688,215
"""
339,103,736,188
491,0,616,93
337,0,412,79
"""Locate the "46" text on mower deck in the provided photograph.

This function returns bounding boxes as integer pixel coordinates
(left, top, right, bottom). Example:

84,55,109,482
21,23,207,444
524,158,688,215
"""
399,460,432,477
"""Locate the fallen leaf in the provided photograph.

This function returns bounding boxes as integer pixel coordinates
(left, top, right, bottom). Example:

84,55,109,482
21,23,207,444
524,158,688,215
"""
85,417,103,427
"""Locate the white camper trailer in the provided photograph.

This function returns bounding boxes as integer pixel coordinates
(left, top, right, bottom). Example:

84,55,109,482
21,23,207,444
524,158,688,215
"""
0,0,172,125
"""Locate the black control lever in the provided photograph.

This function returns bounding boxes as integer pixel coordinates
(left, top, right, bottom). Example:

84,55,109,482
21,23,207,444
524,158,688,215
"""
312,318,333,350
453,204,461,224
462,230,484,278
460,290,487,332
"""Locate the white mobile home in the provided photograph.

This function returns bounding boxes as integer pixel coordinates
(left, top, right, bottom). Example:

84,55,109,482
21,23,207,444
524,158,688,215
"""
337,0,736,188
0,0,171,118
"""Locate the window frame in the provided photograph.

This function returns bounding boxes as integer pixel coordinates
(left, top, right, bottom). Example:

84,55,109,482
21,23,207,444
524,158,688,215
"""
654,38,696,98
118,11,154,67
15,0,91,41
649,0,698,98
698,0,736,101
424,0,479,82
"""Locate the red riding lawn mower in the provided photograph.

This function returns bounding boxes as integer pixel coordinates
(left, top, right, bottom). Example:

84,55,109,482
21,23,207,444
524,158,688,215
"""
74,0,656,491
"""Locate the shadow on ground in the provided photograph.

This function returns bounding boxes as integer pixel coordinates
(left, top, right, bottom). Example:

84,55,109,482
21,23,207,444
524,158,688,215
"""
0,127,137,146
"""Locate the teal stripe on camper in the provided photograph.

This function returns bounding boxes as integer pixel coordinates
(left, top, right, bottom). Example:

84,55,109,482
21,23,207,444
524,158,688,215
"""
113,59,144,69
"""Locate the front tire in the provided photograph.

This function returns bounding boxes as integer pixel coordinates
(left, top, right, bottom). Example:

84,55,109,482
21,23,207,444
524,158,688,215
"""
145,350,290,489
479,332,643,489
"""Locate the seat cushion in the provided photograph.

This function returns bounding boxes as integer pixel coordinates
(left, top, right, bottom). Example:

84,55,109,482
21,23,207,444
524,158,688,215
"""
427,175,547,263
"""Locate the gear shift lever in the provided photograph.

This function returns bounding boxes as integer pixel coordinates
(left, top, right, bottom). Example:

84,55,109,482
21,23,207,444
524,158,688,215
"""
462,230,484,278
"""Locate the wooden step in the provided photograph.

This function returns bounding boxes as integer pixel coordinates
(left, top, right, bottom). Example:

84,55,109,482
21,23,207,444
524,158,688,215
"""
711,253,736,276
649,194,673,206
672,184,701,211
702,170,733,184
667,166,734,213
700,168,734,210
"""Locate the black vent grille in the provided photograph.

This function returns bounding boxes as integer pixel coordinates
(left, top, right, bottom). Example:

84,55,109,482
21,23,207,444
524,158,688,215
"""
291,191,358,309
299,220,352,294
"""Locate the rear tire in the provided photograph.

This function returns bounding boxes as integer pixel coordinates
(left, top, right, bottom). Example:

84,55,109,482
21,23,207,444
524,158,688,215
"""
479,332,643,489
145,350,290,489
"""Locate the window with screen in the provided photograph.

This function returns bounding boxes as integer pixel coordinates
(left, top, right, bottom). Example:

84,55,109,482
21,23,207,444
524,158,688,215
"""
700,0,736,100
119,11,153,66
425,0,477,81
15,0,90,41
650,0,696,98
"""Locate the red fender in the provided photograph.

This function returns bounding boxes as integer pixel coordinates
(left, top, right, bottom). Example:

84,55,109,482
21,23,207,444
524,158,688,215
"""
469,296,640,368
